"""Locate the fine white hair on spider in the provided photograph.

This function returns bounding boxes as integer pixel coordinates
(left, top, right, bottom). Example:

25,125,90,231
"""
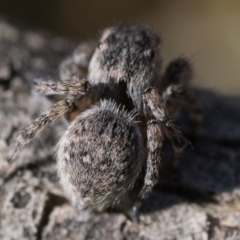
7,24,203,216
57,99,144,210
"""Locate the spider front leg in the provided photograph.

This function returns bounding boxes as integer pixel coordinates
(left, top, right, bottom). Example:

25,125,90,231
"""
7,100,74,162
7,79,91,161
159,57,203,136
35,77,96,122
161,57,193,89
143,87,187,168
59,41,97,81
34,77,91,98
163,84,203,137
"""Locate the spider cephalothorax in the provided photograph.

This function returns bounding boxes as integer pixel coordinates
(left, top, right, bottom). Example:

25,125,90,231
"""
8,24,203,212
88,25,161,111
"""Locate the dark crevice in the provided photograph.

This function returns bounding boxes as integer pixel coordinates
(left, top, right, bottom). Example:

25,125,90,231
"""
36,192,68,240
120,221,127,240
216,139,240,150
0,62,19,90
206,213,221,239
3,156,55,184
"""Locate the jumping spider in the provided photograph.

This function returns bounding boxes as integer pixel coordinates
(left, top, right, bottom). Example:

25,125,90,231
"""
7,25,202,214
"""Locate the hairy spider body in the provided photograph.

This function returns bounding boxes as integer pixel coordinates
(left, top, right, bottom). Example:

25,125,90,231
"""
58,101,144,210
8,24,203,212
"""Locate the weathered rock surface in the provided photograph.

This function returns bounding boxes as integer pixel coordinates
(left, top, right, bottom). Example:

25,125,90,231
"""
0,19,240,240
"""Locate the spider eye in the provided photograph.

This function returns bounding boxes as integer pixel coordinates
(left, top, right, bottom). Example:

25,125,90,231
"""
145,49,155,59
149,50,155,58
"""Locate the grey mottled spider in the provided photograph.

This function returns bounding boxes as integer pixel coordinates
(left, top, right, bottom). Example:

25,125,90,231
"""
7,24,203,213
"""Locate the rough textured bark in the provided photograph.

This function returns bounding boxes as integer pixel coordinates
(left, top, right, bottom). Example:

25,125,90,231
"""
0,19,240,240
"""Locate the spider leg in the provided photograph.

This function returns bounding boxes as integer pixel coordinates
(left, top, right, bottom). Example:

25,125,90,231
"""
129,88,187,222
35,77,96,122
161,57,193,90
163,84,203,137
143,87,187,168
59,41,97,81
128,120,162,222
139,120,162,199
72,41,97,67
7,99,74,162
34,77,91,98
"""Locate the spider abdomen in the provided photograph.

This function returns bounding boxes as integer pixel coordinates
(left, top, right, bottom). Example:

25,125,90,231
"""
57,100,144,210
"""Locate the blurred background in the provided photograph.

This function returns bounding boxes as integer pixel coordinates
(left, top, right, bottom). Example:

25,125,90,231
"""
0,0,240,95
